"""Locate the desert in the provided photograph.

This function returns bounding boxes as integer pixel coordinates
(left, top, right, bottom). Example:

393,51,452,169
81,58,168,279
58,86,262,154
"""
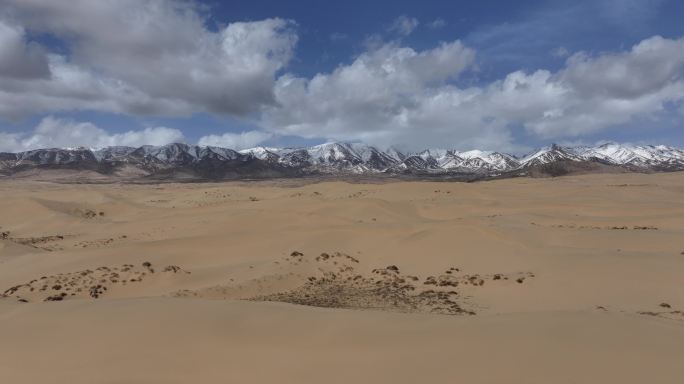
1,172,683,383
3,1,684,383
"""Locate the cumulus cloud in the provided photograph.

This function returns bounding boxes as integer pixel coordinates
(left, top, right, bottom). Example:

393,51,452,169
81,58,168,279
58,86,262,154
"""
261,35,684,150
0,54,178,120
198,131,272,150
388,16,419,36
561,36,684,100
260,40,497,149
527,35,684,137
0,116,185,152
0,0,297,118
1,1,684,151
0,20,50,79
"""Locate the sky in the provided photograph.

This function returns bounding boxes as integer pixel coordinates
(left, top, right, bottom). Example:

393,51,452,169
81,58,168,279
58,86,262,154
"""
1,0,684,154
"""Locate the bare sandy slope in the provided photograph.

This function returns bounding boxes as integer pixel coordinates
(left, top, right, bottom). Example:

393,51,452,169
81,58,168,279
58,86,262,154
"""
1,173,683,383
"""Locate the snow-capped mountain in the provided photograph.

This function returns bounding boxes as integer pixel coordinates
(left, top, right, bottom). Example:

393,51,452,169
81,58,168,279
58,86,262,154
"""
444,150,520,172
579,142,684,169
238,146,281,161
1,142,683,180
519,144,585,167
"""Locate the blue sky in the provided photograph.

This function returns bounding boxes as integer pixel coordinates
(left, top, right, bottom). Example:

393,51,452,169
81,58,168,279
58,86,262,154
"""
1,0,684,153
213,0,683,79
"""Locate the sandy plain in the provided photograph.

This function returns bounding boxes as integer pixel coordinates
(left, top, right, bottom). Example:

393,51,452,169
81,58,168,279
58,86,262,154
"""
1,172,683,383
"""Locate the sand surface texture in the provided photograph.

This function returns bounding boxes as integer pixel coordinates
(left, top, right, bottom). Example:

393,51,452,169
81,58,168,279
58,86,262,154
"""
1,173,683,383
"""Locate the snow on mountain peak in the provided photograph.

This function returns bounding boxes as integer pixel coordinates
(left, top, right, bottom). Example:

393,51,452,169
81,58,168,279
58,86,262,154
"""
3,141,684,175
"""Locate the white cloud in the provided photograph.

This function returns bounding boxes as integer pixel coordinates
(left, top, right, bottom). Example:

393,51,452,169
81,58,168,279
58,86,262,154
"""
262,35,684,151
261,40,494,150
106,127,186,148
0,20,50,79
1,1,684,151
388,16,419,36
0,0,297,118
526,35,684,137
0,132,22,152
427,18,447,29
198,131,272,150
561,36,684,99
0,116,185,152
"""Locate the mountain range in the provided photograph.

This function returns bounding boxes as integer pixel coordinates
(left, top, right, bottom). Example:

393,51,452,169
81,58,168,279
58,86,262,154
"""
1,142,684,181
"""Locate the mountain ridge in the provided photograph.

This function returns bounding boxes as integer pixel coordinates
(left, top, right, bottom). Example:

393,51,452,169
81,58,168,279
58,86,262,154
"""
2,142,684,180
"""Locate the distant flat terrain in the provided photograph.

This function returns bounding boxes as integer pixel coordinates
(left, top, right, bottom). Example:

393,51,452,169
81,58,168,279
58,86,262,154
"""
1,173,683,383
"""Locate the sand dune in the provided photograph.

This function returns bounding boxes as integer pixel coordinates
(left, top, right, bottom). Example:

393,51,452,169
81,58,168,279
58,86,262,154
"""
2,299,683,384
1,173,684,383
